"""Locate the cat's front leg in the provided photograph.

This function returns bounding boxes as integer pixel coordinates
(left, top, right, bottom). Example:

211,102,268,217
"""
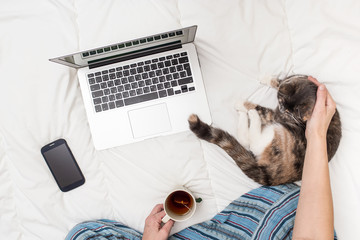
244,101,276,126
234,99,250,149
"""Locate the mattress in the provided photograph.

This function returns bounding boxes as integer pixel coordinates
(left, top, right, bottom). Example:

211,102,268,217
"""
1,0,359,239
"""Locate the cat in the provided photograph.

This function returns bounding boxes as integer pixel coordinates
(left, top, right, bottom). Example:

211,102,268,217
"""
188,75,342,186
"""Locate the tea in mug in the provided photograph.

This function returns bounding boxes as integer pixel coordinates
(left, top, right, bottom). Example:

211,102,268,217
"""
165,190,193,215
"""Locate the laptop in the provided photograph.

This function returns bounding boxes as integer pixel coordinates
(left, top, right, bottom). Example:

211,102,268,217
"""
50,25,212,150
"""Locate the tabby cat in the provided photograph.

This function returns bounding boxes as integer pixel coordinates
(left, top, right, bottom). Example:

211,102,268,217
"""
189,75,342,186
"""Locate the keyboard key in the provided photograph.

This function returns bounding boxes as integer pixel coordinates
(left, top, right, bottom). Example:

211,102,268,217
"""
107,81,114,87
90,84,100,91
109,95,116,101
95,76,102,83
102,96,109,103
151,64,157,70
102,75,109,81
138,81,145,87
124,84,131,90
157,83,164,90
109,101,115,109
184,63,192,76
111,87,117,94
189,86,195,91
167,88,174,96
137,67,144,73
178,77,193,85
117,85,124,92
92,90,104,98
115,100,124,108
164,82,171,88
178,56,189,64
124,92,158,106
95,105,102,112
150,85,157,92
115,93,123,99
171,80,178,87
171,59,178,65
143,86,150,93
129,76,135,82
93,97,102,105
181,85,188,93
102,103,109,111
129,90,136,97
114,79,121,85
159,90,167,98
159,76,166,82
136,88,143,95
180,71,187,78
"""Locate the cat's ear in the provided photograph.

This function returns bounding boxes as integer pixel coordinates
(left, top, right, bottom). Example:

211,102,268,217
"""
260,76,279,90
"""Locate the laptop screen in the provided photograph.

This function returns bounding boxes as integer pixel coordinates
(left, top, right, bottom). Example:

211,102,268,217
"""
50,25,197,69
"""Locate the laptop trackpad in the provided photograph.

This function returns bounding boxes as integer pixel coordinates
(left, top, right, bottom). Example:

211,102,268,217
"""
128,103,172,139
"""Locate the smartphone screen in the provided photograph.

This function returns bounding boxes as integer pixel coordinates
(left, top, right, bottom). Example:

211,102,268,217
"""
41,139,85,192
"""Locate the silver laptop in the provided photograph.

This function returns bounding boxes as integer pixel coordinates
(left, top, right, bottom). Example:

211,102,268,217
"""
50,25,211,150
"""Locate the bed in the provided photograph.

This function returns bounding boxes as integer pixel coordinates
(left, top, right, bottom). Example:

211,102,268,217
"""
1,0,359,239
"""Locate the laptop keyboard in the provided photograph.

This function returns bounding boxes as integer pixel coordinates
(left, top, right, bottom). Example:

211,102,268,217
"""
86,51,195,113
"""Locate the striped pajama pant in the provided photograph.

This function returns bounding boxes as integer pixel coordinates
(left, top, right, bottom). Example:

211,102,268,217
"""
66,183,337,240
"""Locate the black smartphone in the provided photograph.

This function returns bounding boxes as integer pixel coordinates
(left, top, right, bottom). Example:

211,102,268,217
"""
41,139,85,192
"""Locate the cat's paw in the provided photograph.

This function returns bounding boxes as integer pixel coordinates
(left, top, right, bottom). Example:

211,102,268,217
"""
260,76,279,89
235,99,248,112
244,101,257,111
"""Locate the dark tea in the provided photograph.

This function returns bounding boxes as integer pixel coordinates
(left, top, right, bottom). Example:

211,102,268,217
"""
165,190,193,215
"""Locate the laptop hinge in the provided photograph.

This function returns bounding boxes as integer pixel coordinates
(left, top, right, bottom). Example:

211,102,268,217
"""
89,41,182,69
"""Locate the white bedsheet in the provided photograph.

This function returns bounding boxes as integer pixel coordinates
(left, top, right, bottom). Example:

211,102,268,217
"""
1,0,359,239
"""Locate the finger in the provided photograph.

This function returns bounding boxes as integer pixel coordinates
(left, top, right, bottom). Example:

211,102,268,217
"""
161,219,174,235
308,76,321,86
150,204,164,215
154,210,166,221
325,88,336,108
314,84,327,110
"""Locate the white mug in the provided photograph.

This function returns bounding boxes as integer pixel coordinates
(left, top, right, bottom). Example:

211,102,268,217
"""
162,186,197,223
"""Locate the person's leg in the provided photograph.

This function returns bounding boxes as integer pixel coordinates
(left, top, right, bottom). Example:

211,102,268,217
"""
65,219,142,240
170,183,301,240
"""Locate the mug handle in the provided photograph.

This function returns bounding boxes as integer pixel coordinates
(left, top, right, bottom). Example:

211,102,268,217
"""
162,214,171,223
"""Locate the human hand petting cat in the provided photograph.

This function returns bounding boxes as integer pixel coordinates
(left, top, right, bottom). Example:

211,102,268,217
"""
142,204,174,240
306,76,336,140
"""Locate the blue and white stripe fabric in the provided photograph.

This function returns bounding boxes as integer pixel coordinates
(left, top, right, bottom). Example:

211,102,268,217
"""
66,183,337,240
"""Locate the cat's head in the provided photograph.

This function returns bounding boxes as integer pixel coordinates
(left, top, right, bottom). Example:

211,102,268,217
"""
277,75,318,122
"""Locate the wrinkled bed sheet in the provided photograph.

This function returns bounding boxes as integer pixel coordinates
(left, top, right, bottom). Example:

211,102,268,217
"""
1,0,359,239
